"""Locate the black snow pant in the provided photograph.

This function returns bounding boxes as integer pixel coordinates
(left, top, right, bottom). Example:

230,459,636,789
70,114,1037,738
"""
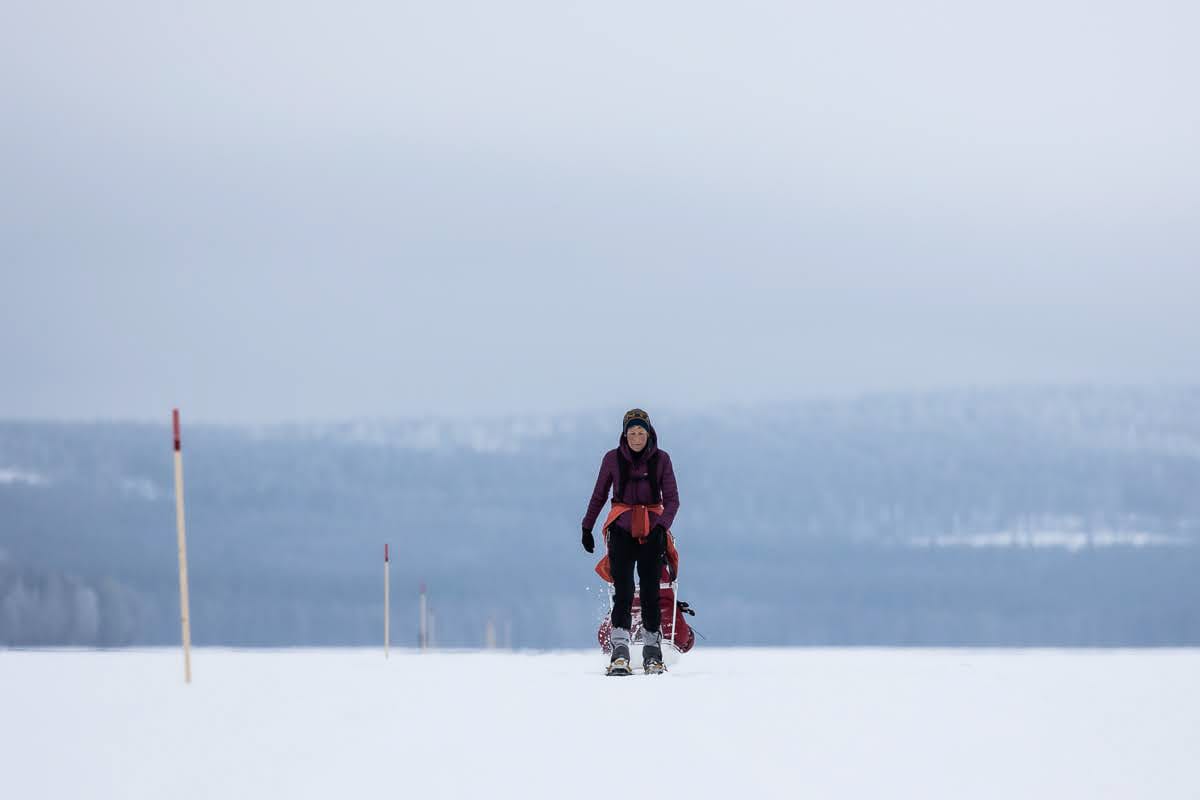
608,525,661,634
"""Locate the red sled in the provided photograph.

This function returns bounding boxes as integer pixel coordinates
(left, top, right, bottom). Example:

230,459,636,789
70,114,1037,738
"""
596,532,696,654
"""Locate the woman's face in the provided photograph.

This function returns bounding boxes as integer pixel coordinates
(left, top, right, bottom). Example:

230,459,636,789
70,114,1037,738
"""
626,425,648,452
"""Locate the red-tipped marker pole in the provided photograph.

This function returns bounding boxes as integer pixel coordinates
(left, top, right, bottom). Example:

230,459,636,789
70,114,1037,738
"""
383,544,391,659
172,409,193,684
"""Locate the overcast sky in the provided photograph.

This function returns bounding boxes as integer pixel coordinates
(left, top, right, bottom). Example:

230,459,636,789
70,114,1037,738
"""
2,1,1197,422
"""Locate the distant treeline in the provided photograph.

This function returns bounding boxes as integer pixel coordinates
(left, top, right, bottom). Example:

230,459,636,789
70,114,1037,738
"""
1,386,1198,647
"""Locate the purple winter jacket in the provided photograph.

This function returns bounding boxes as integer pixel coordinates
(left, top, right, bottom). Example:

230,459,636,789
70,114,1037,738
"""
582,422,680,535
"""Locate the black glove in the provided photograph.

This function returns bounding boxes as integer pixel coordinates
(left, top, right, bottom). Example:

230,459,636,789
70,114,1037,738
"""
649,524,668,556
581,526,595,553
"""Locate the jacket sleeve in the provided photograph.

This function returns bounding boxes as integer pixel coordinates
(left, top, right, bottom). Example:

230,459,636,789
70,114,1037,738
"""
582,451,614,531
656,451,680,531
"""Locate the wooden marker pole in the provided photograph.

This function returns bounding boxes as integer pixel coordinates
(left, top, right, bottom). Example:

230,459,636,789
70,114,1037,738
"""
419,582,428,651
172,409,193,684
384,544,390,658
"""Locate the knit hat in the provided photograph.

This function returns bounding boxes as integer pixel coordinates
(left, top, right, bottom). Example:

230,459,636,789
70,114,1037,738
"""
622,408,651,433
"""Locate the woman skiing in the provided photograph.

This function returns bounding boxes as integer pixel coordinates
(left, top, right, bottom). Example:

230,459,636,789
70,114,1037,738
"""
581,408,680,675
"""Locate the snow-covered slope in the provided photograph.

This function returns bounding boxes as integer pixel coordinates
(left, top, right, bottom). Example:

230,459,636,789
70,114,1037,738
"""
3,648,1197,799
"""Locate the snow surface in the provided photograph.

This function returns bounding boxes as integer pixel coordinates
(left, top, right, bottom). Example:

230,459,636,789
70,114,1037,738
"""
3,647,1198,799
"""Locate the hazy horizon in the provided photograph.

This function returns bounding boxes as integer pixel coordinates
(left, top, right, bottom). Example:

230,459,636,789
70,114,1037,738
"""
0,381,1194,426
4,385,1200,649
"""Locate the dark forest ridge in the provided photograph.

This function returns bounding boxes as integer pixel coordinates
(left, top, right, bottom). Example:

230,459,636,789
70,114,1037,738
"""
2,386,1198,647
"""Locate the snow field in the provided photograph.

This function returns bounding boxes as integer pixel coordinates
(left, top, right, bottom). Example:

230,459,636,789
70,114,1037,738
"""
2,647,1197,799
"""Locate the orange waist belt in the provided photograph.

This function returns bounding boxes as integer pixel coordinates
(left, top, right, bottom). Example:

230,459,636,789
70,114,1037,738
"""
594,502,678,584
604,502,663,540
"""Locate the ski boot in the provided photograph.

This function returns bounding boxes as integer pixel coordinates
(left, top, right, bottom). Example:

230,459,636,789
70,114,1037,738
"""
642,630,665,675
607,627,633,676
607,643,633,676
